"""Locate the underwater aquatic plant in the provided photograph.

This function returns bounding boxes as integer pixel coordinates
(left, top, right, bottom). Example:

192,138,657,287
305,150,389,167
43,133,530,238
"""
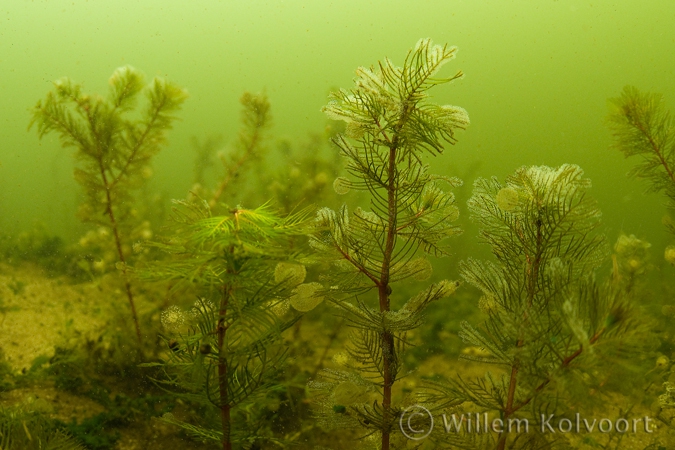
29,66,187,348
422,164,644,449
191,134,223,188
208,92,271,209
140,200,310,450
607,86,675,237
192,91,343,217
0,405,85,450
665,245,675,266
308,38,468,449
610,232,652,297
268,130,343,215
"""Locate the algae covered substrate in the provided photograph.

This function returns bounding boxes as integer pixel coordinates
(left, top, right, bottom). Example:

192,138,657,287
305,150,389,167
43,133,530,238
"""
1,1,675,449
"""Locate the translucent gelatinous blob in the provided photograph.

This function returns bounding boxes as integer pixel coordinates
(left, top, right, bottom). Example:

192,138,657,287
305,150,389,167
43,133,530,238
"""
290,282,324,312
333,177,351,195
496,187,519,211
274,262,306,286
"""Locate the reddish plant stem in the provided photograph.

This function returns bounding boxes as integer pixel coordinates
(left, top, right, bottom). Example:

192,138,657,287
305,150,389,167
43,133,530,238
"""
496,329,602,450
99,163,143,350
80,94,145,351
497,216,543,450
633,114,675,186
335,246,380,286
378,142,399,450
497,346,521,450
509,329,605,416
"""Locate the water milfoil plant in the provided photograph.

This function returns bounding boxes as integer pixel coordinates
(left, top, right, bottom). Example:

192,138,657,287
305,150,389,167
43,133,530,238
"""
29,66,187,347
607,86,675,264
308,38,469,449
209,92,272,208
422,164,644,450
607,86,675,221
141,200,310,449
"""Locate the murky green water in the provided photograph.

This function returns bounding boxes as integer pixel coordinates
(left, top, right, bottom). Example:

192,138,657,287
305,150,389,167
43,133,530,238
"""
1,1,672,243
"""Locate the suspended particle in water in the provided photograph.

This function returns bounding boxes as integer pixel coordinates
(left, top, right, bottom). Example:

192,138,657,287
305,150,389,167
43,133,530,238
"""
333,177,352,195
289,282,324,312
274,262,307,286
496,187,519,211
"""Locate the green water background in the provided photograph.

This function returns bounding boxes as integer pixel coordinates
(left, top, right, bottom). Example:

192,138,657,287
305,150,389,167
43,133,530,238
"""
1,0,674,258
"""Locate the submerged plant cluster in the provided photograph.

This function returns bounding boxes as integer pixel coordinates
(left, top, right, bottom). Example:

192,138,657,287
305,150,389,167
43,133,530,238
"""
0,38,673,450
